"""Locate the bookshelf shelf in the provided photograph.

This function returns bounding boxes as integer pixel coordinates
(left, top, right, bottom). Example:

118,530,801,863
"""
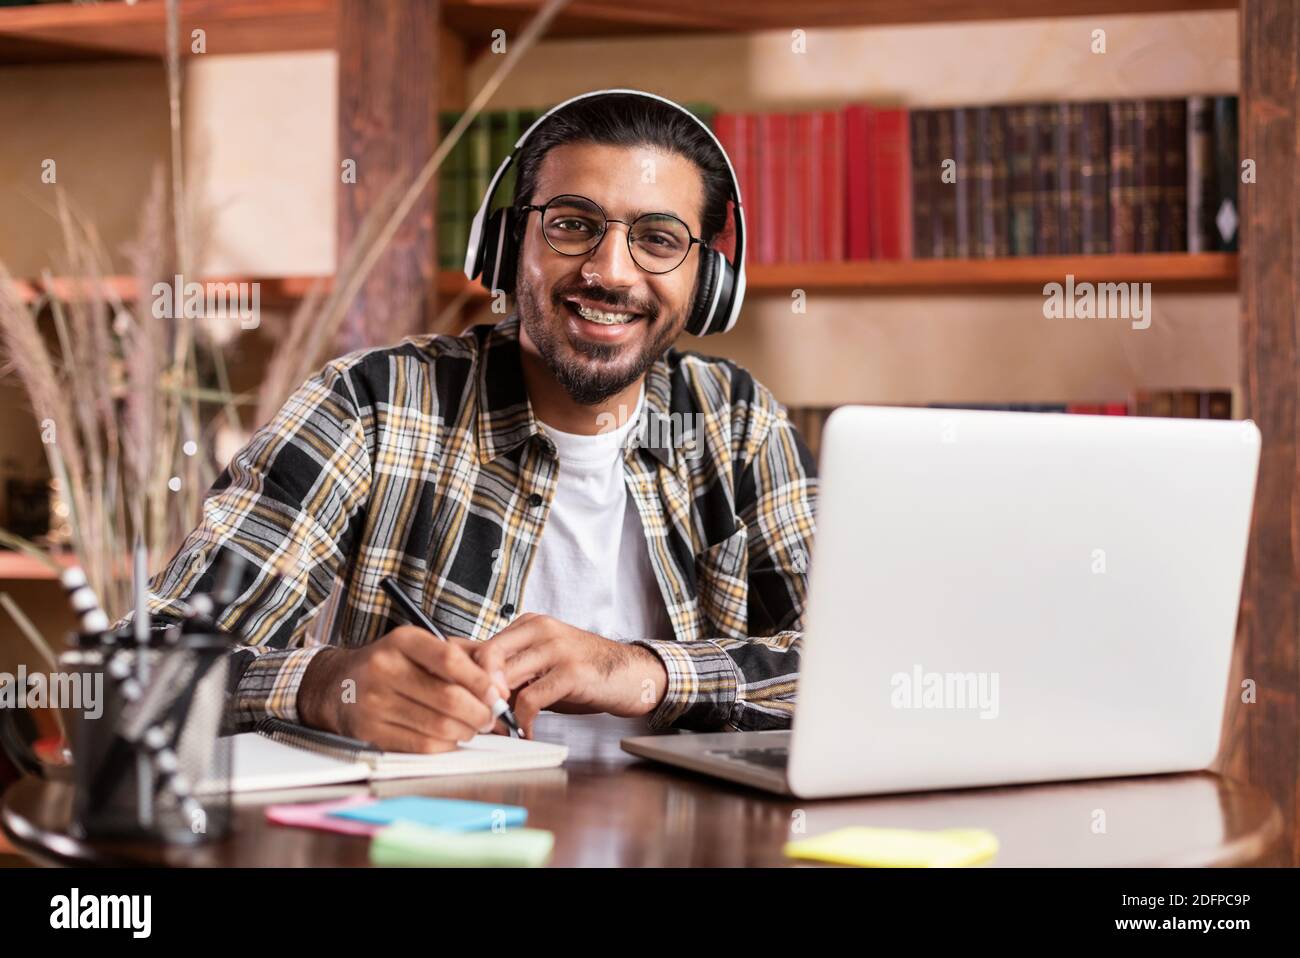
7,274,328,307
439,253,1239,297
0,0,1237,65
0,0,336,64
0,551,72,581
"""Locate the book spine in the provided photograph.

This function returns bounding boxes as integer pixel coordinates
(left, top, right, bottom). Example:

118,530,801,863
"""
874,107,912,260
1079,102,1110,254
807,111,825,262
1159,99,1188,252
988,106,1009,258
1033,103,1061,255
824,109,846,261
845,105,873,261
713,112,742,262
971,106,994,258
756,112,785,264
1007,104,1037,256
1108,100,1138,253
953,107,974,258
934,109,958,258
909,109,935,259
787,112,811,262
1187,96,1214,253
1057,101,1084,255
1212,95,1240,252
1135,99,1163,253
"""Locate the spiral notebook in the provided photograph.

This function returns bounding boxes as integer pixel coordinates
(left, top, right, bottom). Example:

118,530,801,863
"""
225,718,568,793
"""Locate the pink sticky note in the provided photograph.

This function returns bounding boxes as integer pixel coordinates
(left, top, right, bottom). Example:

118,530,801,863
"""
265,795,382,836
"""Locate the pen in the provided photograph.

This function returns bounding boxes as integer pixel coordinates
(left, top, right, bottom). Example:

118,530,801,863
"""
380,576,525,739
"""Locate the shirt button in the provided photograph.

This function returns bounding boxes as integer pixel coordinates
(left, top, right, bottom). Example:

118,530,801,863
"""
528,493,543,508
502,603,515,617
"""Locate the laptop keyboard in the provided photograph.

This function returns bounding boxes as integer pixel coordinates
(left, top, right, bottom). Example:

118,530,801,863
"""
705,746,791,770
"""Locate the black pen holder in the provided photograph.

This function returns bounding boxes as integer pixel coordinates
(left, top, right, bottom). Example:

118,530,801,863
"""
63,631,233,844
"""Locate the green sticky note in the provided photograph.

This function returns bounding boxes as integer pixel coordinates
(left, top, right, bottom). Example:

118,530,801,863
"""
783,827,998,868
370,822,555,868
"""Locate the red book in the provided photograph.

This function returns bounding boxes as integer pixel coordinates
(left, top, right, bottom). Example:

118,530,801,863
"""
787,112,812,262
812,109,846,262
711,112,743,261
872,107,912,260
1102,403,1129,416
756,112,788,264
844,104,874,260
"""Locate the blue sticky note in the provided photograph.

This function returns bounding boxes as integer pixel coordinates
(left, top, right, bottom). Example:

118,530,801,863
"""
329,797,528,832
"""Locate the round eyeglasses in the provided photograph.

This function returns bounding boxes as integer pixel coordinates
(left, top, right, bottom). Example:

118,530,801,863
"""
518,194,703,275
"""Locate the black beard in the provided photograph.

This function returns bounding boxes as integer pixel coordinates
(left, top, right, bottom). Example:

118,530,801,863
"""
517,280,682,406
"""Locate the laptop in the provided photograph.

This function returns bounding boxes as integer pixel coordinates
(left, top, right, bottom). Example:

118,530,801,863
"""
621,405,1261,798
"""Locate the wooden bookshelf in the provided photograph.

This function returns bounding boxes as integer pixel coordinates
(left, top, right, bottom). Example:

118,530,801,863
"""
7,274,329,308
0,0,1238,65
440,253,1238,296
9,254,1236,311
0,551,73,581
0,0,336,63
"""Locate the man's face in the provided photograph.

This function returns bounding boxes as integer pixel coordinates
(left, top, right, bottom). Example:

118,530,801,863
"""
515,142,706,405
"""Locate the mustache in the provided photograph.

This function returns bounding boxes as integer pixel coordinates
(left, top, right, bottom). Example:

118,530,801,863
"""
552,283,658,320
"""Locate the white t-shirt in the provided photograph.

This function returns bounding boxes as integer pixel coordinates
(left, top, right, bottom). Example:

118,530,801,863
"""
521,392,674,644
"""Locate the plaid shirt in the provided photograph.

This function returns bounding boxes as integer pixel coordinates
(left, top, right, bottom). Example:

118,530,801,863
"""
141,314,817,734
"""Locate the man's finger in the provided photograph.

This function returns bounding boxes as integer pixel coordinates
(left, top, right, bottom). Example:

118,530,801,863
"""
371,719,461,754
473,616,554,677
390,672,494,734
513,669,574,739
393,627,501,705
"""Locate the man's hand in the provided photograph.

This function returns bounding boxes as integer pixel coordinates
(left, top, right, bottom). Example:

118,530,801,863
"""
470,613,669,738
297,627,507,753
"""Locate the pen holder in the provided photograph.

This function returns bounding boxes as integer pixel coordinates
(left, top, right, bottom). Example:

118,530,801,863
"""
64,631,234,844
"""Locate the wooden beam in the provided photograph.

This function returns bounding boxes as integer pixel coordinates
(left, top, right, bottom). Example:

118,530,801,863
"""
1228,0,1300,866
336,0,441,352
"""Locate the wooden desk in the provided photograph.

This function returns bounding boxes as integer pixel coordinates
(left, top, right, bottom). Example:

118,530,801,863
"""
1,713,1283,867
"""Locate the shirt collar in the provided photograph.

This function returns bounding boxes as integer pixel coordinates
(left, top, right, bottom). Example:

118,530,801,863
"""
475,312,678,470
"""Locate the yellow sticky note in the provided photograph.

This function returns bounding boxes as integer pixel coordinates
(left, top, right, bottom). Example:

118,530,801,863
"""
783,827,998,868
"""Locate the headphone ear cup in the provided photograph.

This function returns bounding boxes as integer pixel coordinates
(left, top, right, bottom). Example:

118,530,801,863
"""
475,206,519,297
686,247,738,337
686,247,721,337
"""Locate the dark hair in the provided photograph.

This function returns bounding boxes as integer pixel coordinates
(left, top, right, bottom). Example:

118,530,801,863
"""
510,92,732,245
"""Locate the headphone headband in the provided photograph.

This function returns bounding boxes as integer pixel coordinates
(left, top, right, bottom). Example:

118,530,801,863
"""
463,89,746,336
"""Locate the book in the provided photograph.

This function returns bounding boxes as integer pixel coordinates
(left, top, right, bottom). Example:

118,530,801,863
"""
845,104,875,260
872,107,913,260
1187,96,1215,252
1159,99,1188,252
1079,102,1110,254
952,107,974,258
1134,99,1163,253
934,109,958,258
787,111,813,262
1211,95,1240,251
1007,104,1037,256
1109,100,1138,253
219,718,568,794
1056,101,1084,254
1033,103,1061,255
909,110,933,258
973,106,1010,258
756,112,788,264
814,109,846,261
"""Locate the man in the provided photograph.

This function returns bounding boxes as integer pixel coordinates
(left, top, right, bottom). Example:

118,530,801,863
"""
144,90,817,750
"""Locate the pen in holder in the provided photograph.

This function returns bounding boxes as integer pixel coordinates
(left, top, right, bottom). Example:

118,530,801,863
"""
61,551,245,843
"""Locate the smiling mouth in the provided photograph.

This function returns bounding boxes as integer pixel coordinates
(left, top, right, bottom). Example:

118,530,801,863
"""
563,298,642,326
